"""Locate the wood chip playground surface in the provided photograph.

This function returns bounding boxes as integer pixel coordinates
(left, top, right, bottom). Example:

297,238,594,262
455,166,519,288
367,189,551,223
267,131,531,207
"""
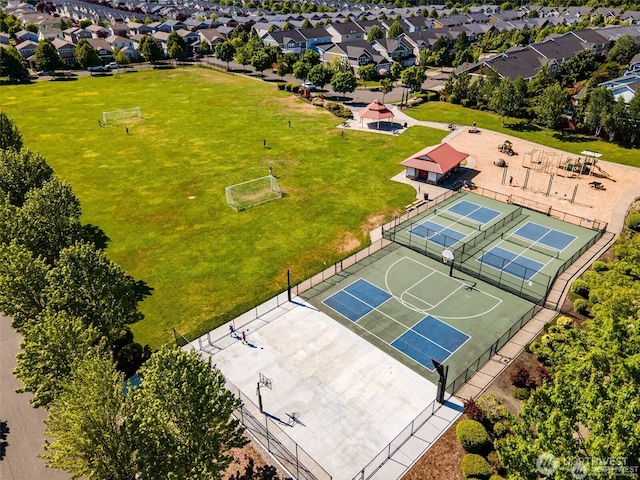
191,191,602,478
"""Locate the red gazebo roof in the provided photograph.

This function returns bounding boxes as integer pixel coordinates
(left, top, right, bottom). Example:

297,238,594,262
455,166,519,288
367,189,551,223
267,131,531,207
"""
359,99,395,120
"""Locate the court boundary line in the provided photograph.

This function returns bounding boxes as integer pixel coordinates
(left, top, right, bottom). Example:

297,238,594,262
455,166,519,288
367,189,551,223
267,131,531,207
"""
475,243,557,283
384,256,503,320
445,199,502,225
408,218,467,248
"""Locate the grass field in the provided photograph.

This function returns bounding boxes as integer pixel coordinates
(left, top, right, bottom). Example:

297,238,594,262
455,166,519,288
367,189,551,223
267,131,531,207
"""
406,102,640,168
0,67,448,347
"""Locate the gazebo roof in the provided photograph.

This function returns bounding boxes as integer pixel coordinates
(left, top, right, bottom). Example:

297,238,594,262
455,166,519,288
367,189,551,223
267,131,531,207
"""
400,143,469,174
359,99,395,120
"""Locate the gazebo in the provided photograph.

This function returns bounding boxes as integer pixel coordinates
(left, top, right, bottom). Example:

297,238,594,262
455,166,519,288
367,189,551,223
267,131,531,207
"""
400,143,469,185
358,99,395,129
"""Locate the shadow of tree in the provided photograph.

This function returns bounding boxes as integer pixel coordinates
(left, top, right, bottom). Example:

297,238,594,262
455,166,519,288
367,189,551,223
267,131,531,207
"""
505,121,541,133
0,420,9,461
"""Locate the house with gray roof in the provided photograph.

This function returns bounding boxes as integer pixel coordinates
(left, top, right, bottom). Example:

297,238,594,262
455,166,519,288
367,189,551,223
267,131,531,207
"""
371,36,415,66
318,39,386,72
261,29,307,55
325,21,365,43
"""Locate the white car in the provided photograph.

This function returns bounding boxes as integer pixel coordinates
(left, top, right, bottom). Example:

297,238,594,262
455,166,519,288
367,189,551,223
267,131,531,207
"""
107,62,120,70
302,82,316,90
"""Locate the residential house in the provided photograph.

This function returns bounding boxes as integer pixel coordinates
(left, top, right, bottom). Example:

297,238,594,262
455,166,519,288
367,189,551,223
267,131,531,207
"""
298,27,333,52
14,40,37,59
371,36,415,67
488,10,522,23
63,26,92,44
0,32,10,46
86,24,110,38
15,29,38,43
401,16,433,32
400,30,442,59
126,22,153,36
157,19,186,33
106,34,134,52
399,143,469,185
325,22,365,43
51,37,75,66
197,28,226,51
86,37,114,62
626,52,640,73
319,39,385,72
599,73,640,102
176,28,200,53
38,27,64,41
261,29,306,55
433,15,470,29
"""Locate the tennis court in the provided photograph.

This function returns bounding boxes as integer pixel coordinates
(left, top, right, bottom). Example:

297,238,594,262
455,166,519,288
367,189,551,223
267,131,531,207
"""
310,245,534,384
386,191,602,303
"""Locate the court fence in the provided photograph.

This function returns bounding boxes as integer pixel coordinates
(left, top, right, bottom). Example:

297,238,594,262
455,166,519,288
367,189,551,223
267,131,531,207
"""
225,379,332,480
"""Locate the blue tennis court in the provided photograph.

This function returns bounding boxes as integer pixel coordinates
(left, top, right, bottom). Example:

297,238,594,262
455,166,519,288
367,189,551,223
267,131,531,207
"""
323,279,392,322
513,222,576,251
447,200,501,224
409,220,466,248
478,246,544,281
392,315,470,370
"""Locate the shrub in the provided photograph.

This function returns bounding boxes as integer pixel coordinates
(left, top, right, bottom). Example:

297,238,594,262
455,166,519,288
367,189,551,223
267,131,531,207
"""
463,398,486,424
311,98,325,106
413,92,429,100
536,364,552,385
492,421,508,438
574,298,589,315
476,395,512,425
427,91,439,101
284,83,293,91
461,98,472,107
276,83,286,90
461,453,492,479
626,213,640,231
512,387,530,400
449,93,459,104
407,97,424,106
556,316,573,328
291,85,300,94
509,366,533,388
456,419,491,454
487,450,503,471
490,476,506,480
591,260,608,272
570,279,590,298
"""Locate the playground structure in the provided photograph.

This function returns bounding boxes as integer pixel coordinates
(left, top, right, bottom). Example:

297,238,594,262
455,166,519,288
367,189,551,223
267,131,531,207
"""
522,149,615,182
498,140,515,156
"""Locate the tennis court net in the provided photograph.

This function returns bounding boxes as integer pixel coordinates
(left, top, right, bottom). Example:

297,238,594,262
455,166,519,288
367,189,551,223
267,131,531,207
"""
436,209,482,230
503,234,559,258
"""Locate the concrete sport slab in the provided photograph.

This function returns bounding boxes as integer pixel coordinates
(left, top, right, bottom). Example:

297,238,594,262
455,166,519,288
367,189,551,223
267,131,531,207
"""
195,300,462,478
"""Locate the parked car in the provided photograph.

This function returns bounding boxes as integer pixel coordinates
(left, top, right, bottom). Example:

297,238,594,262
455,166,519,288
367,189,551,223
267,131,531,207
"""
37,70,54,76
107,62,120,69
302,82,316,90
87,65,107,72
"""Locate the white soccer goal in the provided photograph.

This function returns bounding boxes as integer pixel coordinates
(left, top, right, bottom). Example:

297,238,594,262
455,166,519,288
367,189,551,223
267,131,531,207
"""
225,175,283,211
102,107,142,124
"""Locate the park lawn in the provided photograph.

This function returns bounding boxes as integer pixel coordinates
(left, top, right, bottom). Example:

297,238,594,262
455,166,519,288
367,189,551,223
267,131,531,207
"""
406,102,640,168
0,67,447,347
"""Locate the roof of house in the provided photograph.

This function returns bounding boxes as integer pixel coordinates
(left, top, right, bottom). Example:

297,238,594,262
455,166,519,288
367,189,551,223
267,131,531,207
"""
400,143,469,174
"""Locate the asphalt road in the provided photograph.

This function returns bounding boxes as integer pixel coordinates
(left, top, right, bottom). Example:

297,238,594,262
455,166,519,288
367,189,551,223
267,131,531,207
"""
0,315,69,480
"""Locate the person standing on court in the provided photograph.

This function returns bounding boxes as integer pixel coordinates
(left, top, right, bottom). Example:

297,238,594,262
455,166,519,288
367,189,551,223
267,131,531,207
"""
241,331,247,344
263,139,266,148
229,323,235,338
509,176,513,186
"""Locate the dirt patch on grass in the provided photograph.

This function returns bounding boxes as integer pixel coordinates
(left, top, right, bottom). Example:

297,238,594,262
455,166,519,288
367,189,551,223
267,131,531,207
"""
361,211,387,236
333,230,361,254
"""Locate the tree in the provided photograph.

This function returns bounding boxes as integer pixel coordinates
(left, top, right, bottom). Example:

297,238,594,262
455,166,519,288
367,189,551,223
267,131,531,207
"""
453,31,470,54
292,60,309,81
215,41,235,70
300,18,312,29
167,31,187,60
489,77,523,125
139,35,163,64
534,82,567,134
0,46,28,80
379,77,394,103
300,49,320,67
558,49,596,86
331,71,357,99
0,240,49,330
387,20,404,38
627,93,640,145
0,111,23,151
390,61,404,79
400,65,426,92
0,147,54,206
234,45,252,71
14,310,98,408
74,39,101,69
43,352,138,480
607,34,639,65
604,97,629,142
45,242,147,340
34,39,64,72
357,63,378,87
428,35,451,69
307,64,333,89
250,49,271,76
275,55,289,78
584,86,614,136
366,24,384,42
78,19,92,29
453,46,475,67
451,71,471,102
130,347,247,479
112,47,130,66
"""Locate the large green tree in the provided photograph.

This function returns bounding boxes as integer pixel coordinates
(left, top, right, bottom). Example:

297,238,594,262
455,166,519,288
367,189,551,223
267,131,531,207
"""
584,86,614,136
139,35,163,64
250,49,271,76
130,347,247,479
357,63,378,87
167,31,187,60
215,41,235,70
15,310,98,408
379,77,395,103
74,39,101,69
366,24,384,42
534,82,567,134
0,46,28,80
0,240,49,330
45,242,147,340
0,111,23,151
627,93,640,145
43,352,138,480
307,64,333,89
330,70,357,99
400,65,426,92
606,34,639,66
34,39,64,72
0,147,54,206
489,77,524,125
387,20,404,38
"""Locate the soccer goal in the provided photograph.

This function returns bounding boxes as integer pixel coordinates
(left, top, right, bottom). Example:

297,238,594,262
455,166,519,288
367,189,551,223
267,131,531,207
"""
102,107,142,124
225,175,283,211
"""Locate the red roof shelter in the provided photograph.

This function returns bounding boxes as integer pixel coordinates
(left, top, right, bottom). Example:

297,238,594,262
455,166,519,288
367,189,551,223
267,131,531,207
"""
400,143,469,184
358,99,395,129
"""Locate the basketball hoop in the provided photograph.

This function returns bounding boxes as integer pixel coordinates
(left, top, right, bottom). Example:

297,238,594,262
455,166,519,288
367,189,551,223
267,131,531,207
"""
442,250,455,277
257,373,272,413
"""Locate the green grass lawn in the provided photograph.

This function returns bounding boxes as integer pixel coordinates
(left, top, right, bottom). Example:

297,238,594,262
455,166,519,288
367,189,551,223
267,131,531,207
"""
0,67,447,347
406,102,640,168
